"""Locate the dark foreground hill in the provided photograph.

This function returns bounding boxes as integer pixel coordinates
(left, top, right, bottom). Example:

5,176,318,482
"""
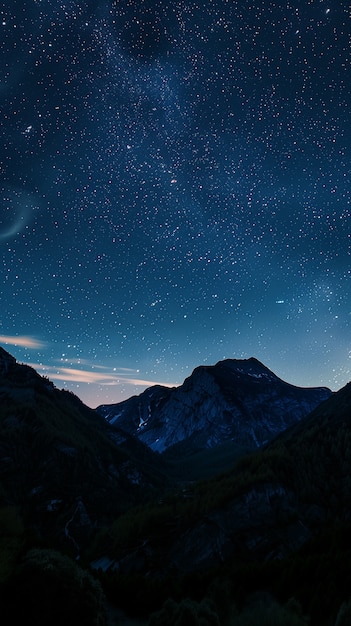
89,381,351,571
0,347,168,553
85,381,351,624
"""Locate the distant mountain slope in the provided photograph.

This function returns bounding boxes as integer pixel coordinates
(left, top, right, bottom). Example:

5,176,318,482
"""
90,380,351,581
97,358,332,457
0,347,168,552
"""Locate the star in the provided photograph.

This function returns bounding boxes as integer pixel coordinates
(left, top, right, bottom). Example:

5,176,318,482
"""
0,0,349,406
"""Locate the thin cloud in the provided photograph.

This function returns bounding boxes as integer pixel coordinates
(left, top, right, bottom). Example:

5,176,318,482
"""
0,335,47,349
31,362,177,388
55,359,138,373
102,378,176,388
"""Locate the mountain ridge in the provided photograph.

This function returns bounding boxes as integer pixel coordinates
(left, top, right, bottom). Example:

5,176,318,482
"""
1,345,351,625
97,357,332,460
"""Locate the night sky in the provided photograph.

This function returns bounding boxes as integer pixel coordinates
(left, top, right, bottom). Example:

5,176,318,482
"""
1,0,350,408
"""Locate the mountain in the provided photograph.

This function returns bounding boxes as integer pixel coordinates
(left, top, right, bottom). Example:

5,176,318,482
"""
97,358,332,466
1,346,350,625
0,347,168,553
94,382,351,625
0,349,332,554
89,382,351,609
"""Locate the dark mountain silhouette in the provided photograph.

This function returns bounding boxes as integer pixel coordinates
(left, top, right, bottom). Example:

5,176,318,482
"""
0,347,168,552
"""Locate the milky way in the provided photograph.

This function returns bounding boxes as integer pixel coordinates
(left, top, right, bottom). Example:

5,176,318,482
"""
1,1,350,406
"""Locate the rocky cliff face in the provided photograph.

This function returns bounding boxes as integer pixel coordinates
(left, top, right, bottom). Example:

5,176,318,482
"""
97,358,332,454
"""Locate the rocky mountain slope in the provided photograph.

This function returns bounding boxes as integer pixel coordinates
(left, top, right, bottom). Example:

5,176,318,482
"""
97,358,332,457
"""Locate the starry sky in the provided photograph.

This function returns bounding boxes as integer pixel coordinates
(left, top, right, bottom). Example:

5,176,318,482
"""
1,0,350,408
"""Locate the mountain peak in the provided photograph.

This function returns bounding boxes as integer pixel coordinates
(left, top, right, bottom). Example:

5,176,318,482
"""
214,357,279,377
184,357,278,385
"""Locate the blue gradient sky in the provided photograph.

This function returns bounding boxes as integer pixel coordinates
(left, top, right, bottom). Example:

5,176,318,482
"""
1,1,350,407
